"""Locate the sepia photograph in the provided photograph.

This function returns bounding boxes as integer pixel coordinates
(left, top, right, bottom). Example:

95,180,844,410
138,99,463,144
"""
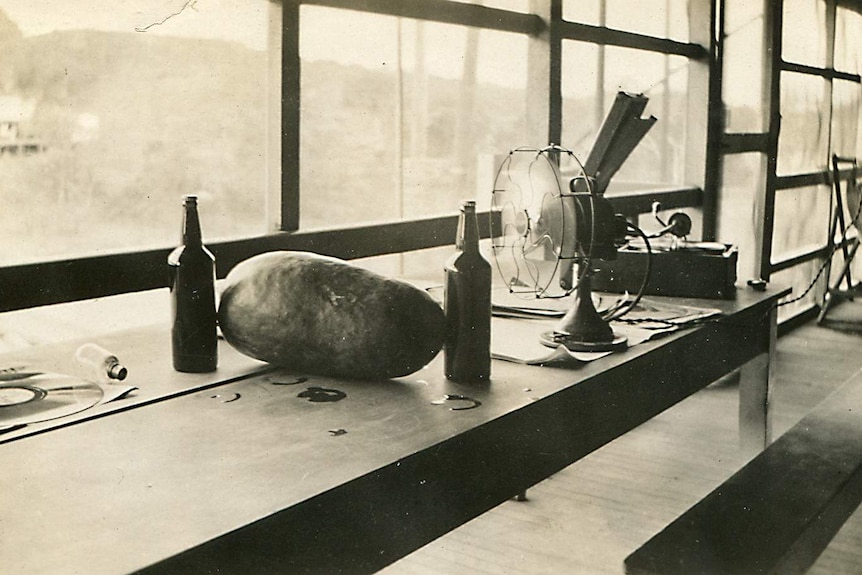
1,1,862,573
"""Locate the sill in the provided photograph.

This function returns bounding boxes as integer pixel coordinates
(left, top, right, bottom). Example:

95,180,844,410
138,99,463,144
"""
0,288,170,353
3,187,703,312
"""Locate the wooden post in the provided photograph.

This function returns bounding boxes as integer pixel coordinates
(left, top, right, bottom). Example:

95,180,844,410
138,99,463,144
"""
279,0,300,232
527,0,557,147
738,301,776,453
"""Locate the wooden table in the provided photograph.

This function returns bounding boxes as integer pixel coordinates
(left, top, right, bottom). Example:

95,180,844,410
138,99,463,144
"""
0,287,787,575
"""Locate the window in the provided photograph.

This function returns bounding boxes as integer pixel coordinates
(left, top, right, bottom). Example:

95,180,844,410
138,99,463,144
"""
298,5,530,230
722,1,766,133
564,0,690,42
560,0,702,195
717,152,767,279
725,0,862,324
772,184,832,262
835,5,862,75
0,0,278,265
832,79,861,159
1,0,711,311
777,72,830,176
782,0,828,68
561,44,690,188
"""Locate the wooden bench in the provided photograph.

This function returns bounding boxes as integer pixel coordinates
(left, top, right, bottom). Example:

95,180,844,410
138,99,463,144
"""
625,369,862,575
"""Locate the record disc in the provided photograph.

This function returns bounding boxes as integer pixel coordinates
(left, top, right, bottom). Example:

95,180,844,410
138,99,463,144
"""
0,371,103,426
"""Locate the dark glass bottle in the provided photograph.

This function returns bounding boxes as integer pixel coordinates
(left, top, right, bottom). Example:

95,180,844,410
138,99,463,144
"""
168,195,218,373
444,200,492,382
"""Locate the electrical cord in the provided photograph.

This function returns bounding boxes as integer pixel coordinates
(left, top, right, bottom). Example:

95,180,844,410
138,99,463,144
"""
602,221,652,322
681,165,862,329
775,168,862,310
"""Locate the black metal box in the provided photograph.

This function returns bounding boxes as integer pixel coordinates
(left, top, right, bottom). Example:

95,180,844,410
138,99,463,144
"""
592,244,738,299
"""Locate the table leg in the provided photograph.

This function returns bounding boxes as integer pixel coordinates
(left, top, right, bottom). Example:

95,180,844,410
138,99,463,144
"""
738,305,777,454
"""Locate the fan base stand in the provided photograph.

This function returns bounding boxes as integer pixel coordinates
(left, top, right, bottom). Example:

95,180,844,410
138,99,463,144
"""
539,273,628,352
539,331,628,352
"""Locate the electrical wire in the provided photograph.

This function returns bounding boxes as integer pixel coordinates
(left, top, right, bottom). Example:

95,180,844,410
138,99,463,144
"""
602,221,652,322
776,165,862,310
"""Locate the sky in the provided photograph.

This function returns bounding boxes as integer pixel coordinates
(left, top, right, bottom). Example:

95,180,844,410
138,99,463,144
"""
0,0,273,51
298,6,530,89
0,1,817,104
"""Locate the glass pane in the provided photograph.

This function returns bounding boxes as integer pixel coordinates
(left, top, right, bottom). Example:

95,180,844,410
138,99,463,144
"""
563,0,602,24
356,245,457,285
832,80,861,161
777,72,829,175
299,6,530,230
0,1,275,265
606,0,689,42
561,43,690,188
564,0,689,42
718,153,766,280
723,1,766,132
771,185,831,262
560,41,601,161
835,6,862,75
782,0,827,67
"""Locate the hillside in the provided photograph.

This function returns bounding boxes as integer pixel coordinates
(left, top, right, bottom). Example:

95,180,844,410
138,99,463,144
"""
0,26,270,262
0,17,689,265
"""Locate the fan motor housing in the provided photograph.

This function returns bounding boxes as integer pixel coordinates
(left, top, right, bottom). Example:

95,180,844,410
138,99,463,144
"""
572,194,627,260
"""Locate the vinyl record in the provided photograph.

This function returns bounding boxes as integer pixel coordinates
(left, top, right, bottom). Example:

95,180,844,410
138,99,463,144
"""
0,371,103,427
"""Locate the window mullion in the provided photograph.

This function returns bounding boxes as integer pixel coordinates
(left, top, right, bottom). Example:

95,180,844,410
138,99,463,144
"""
281,0,301,232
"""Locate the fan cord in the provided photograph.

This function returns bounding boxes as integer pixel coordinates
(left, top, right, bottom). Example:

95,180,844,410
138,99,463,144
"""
603,221,652,322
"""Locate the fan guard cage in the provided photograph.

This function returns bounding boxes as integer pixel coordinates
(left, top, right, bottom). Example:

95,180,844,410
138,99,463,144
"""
490,146,591,299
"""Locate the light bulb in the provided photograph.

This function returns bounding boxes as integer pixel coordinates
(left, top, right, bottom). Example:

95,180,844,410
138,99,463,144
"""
75,343,128,383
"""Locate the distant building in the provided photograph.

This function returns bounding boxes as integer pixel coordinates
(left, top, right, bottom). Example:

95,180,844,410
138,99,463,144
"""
0,95,43,156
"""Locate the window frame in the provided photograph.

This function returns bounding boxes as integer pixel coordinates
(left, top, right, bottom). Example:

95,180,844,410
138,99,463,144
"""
2,0,709,312
757,0,862,280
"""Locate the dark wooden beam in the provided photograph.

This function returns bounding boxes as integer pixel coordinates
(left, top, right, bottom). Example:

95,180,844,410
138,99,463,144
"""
771,236,857,273
0,185,702,312
303,0,544,36
782,60,862,83
558,20,708,60
775,171,830,190
701,0,724,241
548,0,562,147
721,133,769,155
770,244,830,273
0,214,482,312
607,186,704,217
761,0,783,281
282,0,301,231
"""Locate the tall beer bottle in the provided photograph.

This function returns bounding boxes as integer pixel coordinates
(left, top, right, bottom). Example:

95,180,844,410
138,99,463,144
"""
444,200,491,382
168,195,218,372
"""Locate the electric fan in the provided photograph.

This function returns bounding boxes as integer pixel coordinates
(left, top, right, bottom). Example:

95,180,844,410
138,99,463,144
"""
490,93,657,353
490,145,633,352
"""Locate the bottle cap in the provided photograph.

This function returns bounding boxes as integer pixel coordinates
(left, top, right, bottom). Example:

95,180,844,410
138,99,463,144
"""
184,195,198,205
107,362,128,381
462,200,476,209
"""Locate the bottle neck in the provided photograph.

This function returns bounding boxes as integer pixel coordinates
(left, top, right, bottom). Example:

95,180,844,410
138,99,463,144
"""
457,203,479,254
182,199,203,247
